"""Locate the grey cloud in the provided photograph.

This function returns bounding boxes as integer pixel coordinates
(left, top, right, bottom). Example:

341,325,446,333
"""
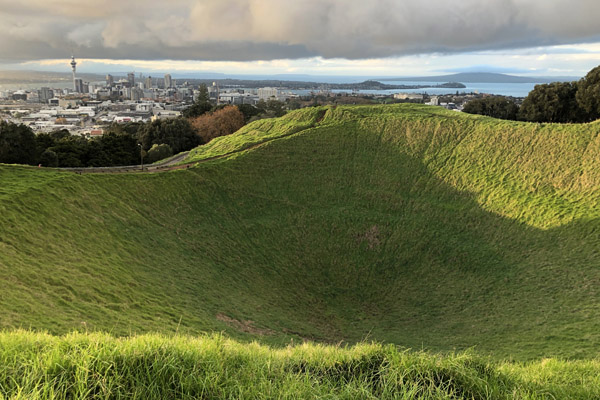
0,0,599,62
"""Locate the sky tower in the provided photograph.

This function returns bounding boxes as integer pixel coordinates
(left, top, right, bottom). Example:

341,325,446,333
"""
70,55,77,91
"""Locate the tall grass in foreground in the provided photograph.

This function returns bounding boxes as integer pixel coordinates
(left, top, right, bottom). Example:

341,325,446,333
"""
0,331,598,399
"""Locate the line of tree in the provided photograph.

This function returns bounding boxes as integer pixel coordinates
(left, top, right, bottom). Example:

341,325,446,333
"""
464,65,600,123
0,118,202,168
462,96,520,120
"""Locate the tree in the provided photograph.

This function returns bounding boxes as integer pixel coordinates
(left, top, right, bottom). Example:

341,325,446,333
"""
463,96,519,120
35,132,56,161
137,117,202,153
50,129,71,141
236,104,261,123
576,65,600,121
95,132,139,166
182,84,212,118
287,99,302,110
190,105,245,143
104,122,143,137
39,149,59,167
265,99,286,117
255,99,286,118
85,140,111,167
146,143,173,163
48,136,89,167
197,83,210,103
0,121,37,165
518,82,586,123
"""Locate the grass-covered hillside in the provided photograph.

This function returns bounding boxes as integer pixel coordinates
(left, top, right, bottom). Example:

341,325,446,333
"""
1,104,599,361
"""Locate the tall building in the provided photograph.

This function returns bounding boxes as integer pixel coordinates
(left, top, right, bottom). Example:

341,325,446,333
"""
39,87,54,103
145,76,153,89
164,74,172,88
106,74,114,87
258,87,279,100
212,81,220,104
70,55,77,92
428,96,439,106
127,72,135,87
74,78,84,93
131,87,144,101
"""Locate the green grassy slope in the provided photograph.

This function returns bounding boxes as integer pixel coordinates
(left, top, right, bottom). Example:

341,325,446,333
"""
1,104,599,360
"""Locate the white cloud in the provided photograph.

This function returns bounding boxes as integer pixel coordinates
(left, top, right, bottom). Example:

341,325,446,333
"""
14,42,599,78
0,0,599,63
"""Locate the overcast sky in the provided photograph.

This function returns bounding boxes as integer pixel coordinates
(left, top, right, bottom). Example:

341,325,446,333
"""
1,0,600,77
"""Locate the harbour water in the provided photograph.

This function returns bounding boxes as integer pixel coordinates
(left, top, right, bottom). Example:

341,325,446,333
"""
287,81,541,98
317,81,538,98
1,80,541,98
376,81,539,97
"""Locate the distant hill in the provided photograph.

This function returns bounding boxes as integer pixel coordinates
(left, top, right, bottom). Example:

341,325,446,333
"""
381,72,580,83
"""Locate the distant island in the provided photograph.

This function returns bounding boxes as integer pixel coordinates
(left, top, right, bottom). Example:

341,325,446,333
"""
325,80,466,90
380,72,580,84
181,79,466,91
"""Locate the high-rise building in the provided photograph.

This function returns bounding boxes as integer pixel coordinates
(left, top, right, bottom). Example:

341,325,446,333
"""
121,87,131,98
106,74,114,87
127,72,135,87
145,76,153,89
27,92,39,102
131,87,144,101
39,87,54,103
74,78,84,93
212,81,220,104
164,74,172,88
258,87,279,100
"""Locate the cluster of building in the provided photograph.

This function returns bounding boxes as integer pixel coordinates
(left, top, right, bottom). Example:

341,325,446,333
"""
0,99,184,136
0,56,481,137
66,56,294,105
0,56,297,136
0,82,290,107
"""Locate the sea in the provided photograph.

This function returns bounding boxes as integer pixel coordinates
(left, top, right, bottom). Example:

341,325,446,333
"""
328,81,538,98
0,81,538,98
284,81,538,98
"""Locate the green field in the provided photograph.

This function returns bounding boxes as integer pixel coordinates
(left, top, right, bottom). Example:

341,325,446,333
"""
1,104,599,397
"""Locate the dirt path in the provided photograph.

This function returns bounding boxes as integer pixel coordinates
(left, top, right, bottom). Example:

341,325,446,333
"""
60,151,192,174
